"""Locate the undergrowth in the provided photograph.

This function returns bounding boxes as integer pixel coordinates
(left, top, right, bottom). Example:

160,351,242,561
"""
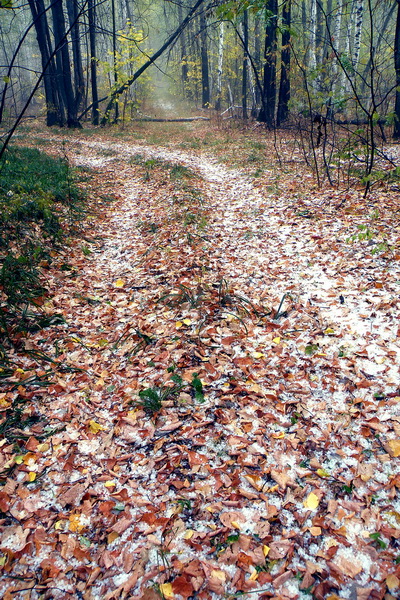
0,146,88,369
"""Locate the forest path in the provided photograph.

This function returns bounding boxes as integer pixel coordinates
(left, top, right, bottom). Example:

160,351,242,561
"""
2,134,400,599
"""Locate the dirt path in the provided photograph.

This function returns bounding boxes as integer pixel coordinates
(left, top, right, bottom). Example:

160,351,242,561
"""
1,137,400,600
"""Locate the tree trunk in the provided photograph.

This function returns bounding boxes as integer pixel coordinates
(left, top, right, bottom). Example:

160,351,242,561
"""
178,1,189,91
215,20,224,110
27,0,62,126
309,0,317,70
51,0,80,127
277,0,291,125
66,0,85,113
394,0,400,138
242,9,249,119
200,9,210,108
88,0,99,125
259,0,277,126
96,0,206,124
111,0,119,122
254,16,261,107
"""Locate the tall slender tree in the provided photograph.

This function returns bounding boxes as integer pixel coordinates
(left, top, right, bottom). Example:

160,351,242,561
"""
200,9,210,107
259,0,278,126
66,0,85,113
277,0,291,125
88,0,99,124
394,0,400,138
27,0,62,125
242,8,249,118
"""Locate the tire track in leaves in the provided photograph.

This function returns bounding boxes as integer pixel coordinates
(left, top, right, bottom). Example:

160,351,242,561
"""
1,134,400,600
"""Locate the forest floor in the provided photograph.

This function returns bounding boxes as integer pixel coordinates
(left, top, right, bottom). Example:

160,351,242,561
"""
1,121,400,600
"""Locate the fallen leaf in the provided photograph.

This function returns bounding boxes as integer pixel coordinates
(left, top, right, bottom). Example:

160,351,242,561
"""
304,492,320,510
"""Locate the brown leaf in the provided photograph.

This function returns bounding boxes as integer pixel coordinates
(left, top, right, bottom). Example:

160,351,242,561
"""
58,482,87,508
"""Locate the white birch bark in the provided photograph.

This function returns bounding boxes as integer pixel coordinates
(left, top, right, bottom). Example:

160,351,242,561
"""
332,0,344,96
309,0,317,70
215,20,224,110
352,0,363,70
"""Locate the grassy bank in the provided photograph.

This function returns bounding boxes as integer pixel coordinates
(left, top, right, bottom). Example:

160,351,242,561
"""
0,146,87,368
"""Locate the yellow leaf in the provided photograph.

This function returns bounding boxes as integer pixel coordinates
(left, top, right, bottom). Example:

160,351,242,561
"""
114,279,125,288
14,455,24,465
231,521,241,530
88,420,106,434
252,351,264,359
244,474,263,491
0,556,7,566
249,568,259,581
304,492,319,510
271,431,285,439
263,545,270,557
159,583,174,599
175,321,183,329
182,318,192,326
37,443,49,452
69,514,85,533
210,570,226,583
104,480,116,488
54,520,65,530
386,574,400,590
310,526,322,536
23,452,36,466
385,439,400,457
107,531,119,544
272,337,281,344
184,529,194,540
324,328,335,335
27,472,36,482
317,469,330,478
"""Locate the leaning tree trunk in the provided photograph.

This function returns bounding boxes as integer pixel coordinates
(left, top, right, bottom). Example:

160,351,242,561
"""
394,0,400,138
259,0,277,126
96,0,206,124
277,0,291,125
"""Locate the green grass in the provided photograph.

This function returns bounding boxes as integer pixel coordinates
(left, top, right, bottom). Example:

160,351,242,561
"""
0,145,88,365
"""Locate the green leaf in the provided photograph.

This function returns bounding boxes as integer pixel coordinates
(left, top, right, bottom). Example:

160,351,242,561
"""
369,532,387,549
305,344,319,356
226,533,240,545
79,536,91,547
170,373,183,386
191,374,204,402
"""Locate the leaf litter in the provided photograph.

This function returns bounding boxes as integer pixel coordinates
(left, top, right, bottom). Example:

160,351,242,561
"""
1,129,400,600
